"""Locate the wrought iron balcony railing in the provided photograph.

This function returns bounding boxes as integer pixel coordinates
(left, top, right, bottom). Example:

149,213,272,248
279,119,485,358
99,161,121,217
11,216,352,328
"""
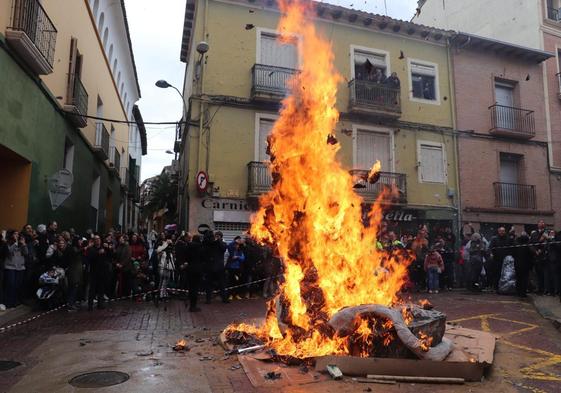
493,182,536,210
348,79,401,116
247,161,272,196
350,170,407,203
251,64,298,99
7,0,57,73
109,147,120,175
120,167,129,189
94,123,110,161
548,7,561,21
489,104,535,139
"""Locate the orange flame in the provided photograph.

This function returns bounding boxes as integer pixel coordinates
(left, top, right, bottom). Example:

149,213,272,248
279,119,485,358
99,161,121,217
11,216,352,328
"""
176,339,187,347
231,0,412,358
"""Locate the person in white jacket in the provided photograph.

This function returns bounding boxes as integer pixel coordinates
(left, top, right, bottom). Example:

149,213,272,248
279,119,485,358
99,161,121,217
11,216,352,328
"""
156,238,175,300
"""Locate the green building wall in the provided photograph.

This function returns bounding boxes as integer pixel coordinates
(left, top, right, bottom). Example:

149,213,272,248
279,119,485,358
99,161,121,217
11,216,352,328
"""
0,40,122,233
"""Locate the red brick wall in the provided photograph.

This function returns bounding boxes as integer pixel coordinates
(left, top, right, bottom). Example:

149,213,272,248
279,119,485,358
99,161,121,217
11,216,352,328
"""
453,47,552,221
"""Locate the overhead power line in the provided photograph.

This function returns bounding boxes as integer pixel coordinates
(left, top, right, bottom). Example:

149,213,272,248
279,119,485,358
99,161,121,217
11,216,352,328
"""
64,111,186,126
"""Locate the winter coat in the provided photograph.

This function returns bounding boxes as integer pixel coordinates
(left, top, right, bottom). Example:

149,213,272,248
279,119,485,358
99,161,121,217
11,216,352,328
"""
490,235,513,263
424,252,444,272
86,246,112,275
4,243,27,271
186,240,206,273
205,239,227,272
114,243,132,273
130,242,146,261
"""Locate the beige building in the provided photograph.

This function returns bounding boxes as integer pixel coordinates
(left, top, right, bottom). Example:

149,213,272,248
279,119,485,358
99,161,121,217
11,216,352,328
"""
178,0,461,240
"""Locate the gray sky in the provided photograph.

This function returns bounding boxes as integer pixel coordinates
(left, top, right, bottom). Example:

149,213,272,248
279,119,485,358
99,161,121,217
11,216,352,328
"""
126,0,417,181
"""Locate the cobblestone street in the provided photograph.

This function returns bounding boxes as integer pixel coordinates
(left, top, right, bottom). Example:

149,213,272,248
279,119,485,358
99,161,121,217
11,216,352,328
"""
1,292,560,393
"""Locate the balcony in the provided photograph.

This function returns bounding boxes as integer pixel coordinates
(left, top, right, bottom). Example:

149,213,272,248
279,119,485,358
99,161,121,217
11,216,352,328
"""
348,79,401,118
64,77,88,128
6,0,57,75
350,170,407,203
247,161,272,197
120,167,129,190
109,147,120,176
94,123,110,161
556,73,561,100
489,104,535,139
251,64,298,101
493,182,536,210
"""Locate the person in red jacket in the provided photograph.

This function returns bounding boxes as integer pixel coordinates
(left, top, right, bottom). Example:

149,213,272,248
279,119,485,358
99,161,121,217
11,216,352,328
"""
424,246,444,294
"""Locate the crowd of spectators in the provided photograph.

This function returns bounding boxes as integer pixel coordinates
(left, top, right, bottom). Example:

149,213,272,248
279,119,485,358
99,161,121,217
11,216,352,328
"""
1,219,560,313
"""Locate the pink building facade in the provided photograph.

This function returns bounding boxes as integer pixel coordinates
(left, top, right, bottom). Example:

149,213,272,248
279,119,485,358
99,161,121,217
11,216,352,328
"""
451,33,555,236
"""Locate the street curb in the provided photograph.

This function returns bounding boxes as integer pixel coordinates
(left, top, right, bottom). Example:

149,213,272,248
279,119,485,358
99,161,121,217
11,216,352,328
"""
528,294,561,332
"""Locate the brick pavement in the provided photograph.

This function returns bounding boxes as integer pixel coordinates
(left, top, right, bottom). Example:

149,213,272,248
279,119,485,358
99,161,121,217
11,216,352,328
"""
0,292,560,392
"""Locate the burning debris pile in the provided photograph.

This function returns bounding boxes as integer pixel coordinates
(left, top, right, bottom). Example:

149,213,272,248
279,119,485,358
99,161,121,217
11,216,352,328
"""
225,0,451,364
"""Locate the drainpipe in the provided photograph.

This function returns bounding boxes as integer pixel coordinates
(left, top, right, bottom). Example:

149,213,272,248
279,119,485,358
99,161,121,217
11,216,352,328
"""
197,0,209,173
447,37,462,244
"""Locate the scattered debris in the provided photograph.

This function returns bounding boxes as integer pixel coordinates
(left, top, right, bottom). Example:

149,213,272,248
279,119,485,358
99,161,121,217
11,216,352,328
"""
136,350,154,357
153,361,163,367
264,371,282,380
326,364,343,380
299,364,309,374
173,339,189,352
199,356,214,361
225,344,266,356
230,364,242,371
195,338,205,343
364,388,372,392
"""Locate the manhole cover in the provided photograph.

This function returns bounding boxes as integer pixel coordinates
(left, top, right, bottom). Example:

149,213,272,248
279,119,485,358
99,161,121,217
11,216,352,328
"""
0,360,21,371
69,371,129,388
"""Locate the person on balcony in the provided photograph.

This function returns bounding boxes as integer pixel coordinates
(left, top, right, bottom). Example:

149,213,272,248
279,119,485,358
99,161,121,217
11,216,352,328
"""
384,72,400,89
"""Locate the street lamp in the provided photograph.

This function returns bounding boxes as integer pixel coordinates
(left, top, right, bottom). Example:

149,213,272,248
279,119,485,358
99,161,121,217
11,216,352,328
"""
165,150,174,155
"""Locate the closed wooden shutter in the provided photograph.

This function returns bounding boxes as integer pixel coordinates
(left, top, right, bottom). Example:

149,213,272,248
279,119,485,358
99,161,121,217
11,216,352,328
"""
66,37,78,104
258,118,275,162
260,33,297,69
356,130,391,171
420,144,445,183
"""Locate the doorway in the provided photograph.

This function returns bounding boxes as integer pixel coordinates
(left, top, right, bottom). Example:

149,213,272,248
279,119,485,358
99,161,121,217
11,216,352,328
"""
0,145,31,229
494,82,515,130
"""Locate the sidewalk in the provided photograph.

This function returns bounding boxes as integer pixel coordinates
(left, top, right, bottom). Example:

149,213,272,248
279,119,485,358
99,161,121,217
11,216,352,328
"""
529,294,561,331
0,305,33,328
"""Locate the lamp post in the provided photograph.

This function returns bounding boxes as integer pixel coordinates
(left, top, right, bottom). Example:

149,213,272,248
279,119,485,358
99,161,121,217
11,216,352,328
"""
155,80,188,156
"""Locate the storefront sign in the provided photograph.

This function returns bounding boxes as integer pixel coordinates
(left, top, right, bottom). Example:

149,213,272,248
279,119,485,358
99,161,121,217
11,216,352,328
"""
383,210,416,222
48,169,73,210
202,198,252,211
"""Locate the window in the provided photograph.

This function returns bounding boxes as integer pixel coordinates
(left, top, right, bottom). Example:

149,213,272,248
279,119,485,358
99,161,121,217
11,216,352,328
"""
258,30,298,69
548,0,561,20
92,0,99,19
103,28,109,48
418,142,446,183
354,127,392,171
113,58,118,75
63,139,74,172
352,47,389,82
108,44,114,62
410,60,438,102
256,116,276,162
98,12,105,32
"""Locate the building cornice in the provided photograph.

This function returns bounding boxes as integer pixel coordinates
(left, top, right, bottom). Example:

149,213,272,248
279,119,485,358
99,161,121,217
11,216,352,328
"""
119,0,142,97
180,0,452,62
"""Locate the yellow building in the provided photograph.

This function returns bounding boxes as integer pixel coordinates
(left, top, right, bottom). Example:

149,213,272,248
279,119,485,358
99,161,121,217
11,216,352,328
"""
179,0,459,239
0,0,145,231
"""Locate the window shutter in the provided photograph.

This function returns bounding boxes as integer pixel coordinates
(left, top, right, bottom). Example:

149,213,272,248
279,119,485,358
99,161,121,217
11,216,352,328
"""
357,130,391,171
411,62,436,77
260,33,297,69
354,50,386,68
258,118,275,162
66,37,78,104
420,144,445,183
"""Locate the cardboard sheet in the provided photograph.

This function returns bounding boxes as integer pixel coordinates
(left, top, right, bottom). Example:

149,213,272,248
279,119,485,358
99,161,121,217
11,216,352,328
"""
314,325,496,382
238,354,327,388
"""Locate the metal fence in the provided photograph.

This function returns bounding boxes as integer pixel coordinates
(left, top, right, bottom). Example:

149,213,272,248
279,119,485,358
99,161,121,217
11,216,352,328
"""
493,182,536,210
95,123,110,158
489,104,535,137
349,79,401,113
10,0,57,67
251,64,298,97
350,170,407,202
70,77,88,117
247,161,272,195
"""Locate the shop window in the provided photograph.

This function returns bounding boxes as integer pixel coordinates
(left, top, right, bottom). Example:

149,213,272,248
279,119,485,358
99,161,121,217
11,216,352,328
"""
410,60,438,102
418,142,446,183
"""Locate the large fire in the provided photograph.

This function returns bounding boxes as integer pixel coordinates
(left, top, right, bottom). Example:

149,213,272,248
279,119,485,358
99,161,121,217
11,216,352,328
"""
227,0,412,359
